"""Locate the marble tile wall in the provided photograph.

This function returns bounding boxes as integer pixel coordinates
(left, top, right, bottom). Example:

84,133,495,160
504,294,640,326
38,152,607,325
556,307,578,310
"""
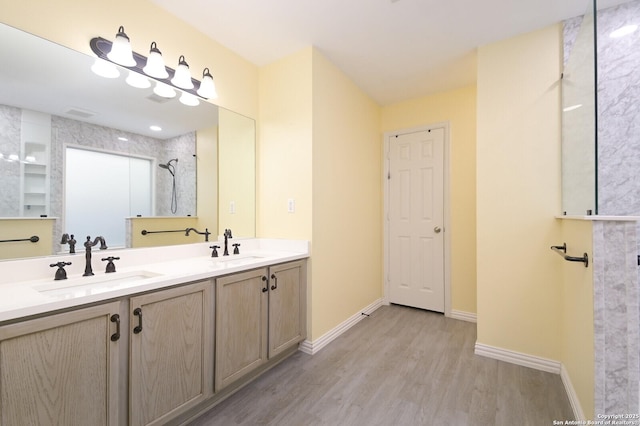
0,105,22,217
51,116,196,246
597,0,640,215
592,221,640,415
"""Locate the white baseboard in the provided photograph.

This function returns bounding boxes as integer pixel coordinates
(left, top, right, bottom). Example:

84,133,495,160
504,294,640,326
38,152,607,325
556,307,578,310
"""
450,310,477,323
298,298,383,355
561,364,586,421
474,342,561,374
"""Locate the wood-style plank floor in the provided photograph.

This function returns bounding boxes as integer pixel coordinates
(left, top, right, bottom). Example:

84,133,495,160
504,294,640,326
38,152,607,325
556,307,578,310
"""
189,304,574,425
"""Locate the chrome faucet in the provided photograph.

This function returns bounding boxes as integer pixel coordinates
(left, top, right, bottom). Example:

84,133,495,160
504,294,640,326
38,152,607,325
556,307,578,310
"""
83,235,107,276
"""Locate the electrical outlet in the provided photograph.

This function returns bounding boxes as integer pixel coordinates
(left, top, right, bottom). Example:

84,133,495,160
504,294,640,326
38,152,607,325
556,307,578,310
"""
287,198,295,213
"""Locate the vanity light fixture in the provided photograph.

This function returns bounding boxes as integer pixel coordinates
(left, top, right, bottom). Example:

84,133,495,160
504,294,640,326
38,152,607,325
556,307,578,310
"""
179,92,200,107
125,70,151,89
171,55,194,90
90,28,217,102
153,81,177,99
91,58,120,79
106,26,137,67
197,68,218,99
142,42,169,79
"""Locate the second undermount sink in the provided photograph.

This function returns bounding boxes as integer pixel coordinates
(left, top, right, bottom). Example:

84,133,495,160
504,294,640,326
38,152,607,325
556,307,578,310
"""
34,270,162,300
211,255,265,267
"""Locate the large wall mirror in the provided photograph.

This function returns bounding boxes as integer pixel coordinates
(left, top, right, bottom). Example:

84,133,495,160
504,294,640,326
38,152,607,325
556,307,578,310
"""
0,23,256,258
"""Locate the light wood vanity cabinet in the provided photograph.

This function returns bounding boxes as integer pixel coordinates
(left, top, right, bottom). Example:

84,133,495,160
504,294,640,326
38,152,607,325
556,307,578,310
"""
129,280,213,426
215,260,306,392
268,261,305,358
0,258,306,425
0,301,122,426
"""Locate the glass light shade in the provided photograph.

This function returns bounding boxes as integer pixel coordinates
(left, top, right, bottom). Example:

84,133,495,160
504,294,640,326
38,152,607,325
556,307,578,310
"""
171,55,194,89
25,155,36,163
179,92,200,107
91,59,120,78
8,154,19,162
153,81,176,99
196,68,218,99
126,71,151,89
143,42,169,79
107,26,136,67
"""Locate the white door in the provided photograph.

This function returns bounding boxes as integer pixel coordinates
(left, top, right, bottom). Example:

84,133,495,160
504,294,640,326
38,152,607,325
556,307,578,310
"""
388,128,445,312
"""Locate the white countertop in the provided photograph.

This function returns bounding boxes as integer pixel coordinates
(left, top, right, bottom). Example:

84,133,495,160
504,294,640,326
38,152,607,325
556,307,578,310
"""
0,238,309,323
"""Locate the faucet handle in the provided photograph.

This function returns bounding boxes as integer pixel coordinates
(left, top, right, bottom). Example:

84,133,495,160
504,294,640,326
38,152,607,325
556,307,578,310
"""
233,243,241,255
101,256,120,273
209,245,220,257
50,261,72,281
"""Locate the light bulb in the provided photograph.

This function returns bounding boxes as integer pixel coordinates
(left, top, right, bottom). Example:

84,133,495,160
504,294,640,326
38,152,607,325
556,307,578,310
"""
153,82,176,99
179,92,200,106
197,68,217,99
171,55,194,89
107,26,136,67
143,42,169,79
126,71,151,89
91,58,120,78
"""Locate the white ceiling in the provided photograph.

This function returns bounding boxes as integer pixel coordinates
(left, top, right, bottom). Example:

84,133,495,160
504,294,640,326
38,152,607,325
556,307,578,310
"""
149,0,621,105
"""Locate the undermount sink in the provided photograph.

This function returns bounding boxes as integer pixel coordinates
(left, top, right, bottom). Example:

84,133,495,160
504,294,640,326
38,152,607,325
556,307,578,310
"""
34,270,161,300
211,255,265,267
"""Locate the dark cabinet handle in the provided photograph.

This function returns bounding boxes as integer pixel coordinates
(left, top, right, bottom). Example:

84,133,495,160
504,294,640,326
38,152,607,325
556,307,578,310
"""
110,314,120,341
270,273,278,290
261,275,269,293
133,308,143,334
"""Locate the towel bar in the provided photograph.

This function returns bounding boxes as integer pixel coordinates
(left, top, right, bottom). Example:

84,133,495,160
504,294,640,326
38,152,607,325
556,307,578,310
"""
550,243,588,267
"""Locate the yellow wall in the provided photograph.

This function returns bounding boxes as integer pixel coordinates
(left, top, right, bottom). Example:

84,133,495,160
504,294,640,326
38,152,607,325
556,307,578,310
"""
257,48,313,240
0,219,55,259
560,219,595,418
218,109,256,238
1,0,258,118
476,24,563,359
310,50,382,340
381,85,477,314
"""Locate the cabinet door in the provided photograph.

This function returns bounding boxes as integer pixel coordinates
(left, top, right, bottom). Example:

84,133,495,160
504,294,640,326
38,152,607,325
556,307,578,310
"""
215,268,268,391
129,280,213,426
268,260,306,358
0,301,121,426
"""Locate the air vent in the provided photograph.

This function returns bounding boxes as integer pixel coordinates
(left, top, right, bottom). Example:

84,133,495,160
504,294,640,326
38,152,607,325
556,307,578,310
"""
65,107,96,118
146,93,172,104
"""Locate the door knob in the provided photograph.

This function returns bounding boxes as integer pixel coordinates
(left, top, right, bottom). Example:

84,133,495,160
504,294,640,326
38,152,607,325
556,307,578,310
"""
434,226,442,233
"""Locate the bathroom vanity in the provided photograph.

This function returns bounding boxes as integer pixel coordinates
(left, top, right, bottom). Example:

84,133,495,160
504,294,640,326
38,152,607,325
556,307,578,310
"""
0,239,308,426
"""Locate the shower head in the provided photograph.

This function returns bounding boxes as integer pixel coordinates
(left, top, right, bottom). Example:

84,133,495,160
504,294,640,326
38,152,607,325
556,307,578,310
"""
159,158,178,176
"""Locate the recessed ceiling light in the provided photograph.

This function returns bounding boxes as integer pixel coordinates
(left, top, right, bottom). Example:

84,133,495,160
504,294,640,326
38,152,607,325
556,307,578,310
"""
150,125,162,132
610,24,638,38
